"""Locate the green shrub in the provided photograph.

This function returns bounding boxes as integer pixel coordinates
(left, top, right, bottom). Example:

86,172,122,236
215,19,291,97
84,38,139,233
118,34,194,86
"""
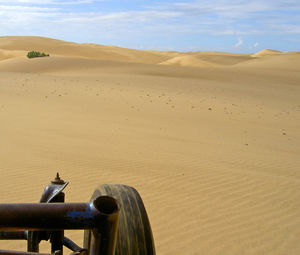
27,51,50,59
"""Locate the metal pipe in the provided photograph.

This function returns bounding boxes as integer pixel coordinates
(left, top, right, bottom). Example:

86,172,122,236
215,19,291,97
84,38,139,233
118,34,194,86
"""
88,197,120,255
27,231,40,253
0,196,119,231
63,237,85,252
0,231,27,240
0,249,51,255
49,192,65,255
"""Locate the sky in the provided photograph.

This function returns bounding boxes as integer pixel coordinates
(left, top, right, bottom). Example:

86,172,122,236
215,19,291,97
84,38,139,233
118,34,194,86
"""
0,0,299,53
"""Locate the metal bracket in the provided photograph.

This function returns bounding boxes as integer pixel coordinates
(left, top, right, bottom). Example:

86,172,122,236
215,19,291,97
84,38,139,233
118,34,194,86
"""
28,173,68,253
40,173,69,203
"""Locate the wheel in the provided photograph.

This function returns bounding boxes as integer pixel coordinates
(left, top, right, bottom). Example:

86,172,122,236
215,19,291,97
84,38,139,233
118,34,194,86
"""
84,184,155,255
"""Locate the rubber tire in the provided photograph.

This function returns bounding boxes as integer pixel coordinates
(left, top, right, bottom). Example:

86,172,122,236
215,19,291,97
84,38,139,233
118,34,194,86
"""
84,184,155,255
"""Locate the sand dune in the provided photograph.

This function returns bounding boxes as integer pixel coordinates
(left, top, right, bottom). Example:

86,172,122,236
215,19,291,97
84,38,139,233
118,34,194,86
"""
234,53,300,71
159,55,219,67
252,49,282,57
0,55,222,79
1,36,292,68
0,36,300,255
0,36,170,64
0,56,125,74
188,52,253,66
0,49,26,61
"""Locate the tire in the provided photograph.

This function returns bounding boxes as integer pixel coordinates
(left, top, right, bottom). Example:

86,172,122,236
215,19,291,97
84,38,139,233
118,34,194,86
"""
84,184,155,255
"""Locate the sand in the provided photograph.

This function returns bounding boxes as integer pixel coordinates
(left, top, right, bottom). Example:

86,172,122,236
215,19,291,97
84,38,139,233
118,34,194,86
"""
0,36,300,255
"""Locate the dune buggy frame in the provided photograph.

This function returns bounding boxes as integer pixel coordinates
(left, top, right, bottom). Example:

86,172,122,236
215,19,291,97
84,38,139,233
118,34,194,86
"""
0,174,155,255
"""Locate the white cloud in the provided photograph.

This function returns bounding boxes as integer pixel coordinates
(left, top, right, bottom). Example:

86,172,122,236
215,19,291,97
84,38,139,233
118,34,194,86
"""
145,0,300,35
59,10,180,23
61,0,100,4
0,0,299,52
0,5,58,11
0,0,101,4
0,0,299,37
234,38,243,48
249,42,259,50
19,0,54,3
0,0,55,3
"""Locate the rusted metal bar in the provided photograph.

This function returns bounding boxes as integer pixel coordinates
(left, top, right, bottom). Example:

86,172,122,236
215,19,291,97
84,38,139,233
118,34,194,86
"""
0,202,93,230
0,249,51,255
0,196,119,231
49,191,65,255
0,231,27,240
63,237,85,252
88,197,120,255
0,196,120,255
27,231,40,253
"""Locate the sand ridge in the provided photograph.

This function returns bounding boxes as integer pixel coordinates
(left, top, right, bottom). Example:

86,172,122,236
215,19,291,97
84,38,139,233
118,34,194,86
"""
0,36,170,64
2,36,298,68
0,49,26,61
159,55,220,67
252,49,282,57
0,36,300,255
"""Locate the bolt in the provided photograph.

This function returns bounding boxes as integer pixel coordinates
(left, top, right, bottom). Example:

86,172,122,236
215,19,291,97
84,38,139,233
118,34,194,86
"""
51,172,65,184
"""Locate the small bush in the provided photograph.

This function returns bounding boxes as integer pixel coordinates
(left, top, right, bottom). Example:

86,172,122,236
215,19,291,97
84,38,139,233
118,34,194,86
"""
27,51,50,59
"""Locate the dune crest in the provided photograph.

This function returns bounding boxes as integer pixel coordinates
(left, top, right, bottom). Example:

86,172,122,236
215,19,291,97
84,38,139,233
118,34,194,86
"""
233,53,300,71
0,49,26,61
0,36,170,64
1,37,299,70
252,49,282,57
159,55,219,67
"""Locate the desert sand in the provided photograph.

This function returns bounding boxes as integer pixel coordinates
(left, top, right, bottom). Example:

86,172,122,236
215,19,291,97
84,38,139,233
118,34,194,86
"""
0,36,300,254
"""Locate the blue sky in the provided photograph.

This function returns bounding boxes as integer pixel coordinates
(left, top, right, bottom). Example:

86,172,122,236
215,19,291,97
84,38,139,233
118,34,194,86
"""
0,0,299,53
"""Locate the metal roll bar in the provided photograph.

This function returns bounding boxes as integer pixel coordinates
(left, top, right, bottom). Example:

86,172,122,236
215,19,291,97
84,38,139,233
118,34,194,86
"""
0,174,120,255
